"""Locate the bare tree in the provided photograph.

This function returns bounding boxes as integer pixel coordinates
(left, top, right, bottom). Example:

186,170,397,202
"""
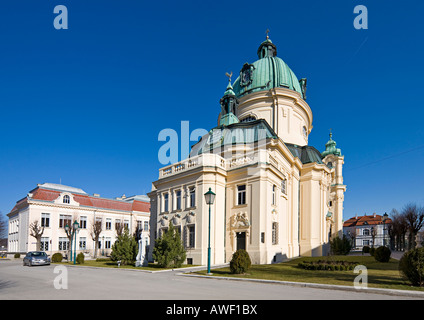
115,219,125,237
29,220,44,251
91,217,102,258
402,203,424,250
0,211,7,240
391,209,408,251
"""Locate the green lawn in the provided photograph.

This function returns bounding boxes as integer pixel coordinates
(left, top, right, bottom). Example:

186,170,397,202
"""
195,255,424,292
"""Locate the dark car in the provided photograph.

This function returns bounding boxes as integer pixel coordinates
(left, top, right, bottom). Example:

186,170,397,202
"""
23,251,51,266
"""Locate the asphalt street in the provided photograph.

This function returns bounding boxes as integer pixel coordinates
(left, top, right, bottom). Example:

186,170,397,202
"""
0,259,422,301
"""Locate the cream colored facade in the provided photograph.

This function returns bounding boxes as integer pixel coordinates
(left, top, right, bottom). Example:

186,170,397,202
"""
149,37,346,265
7,183,150,257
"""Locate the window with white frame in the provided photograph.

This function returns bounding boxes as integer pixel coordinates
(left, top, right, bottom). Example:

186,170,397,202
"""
58,237,69,251
105,238,111,249
272,222,278,245
106,218,112,230
79,237,86,250
59,215,72,228
41,213,50,228
40,237,49,251
63,195,70,204
281,178,287,195
124,220,129,230
237,185,246,205
188,225,195,248
272,185,276,205
189,187,196,208
144,221,149,232
164,193,169,212
176,190,182,210
80,216,87,229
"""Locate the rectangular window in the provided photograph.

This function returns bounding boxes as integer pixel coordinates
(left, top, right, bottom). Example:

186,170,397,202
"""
80,216,87,229
237,185,246,205
124,220,129,230
40,237,49,251
188,225,195,248
58,237,69,251
272,222,278,245
59,215,72,228
144,221,149,232
189,187,196,208
41,213,50,228
272,185,276,205
281,178,287,195
261,232,265,244
79,237,86,250
164,193,169,212
105,238,111,249
106,218,112,230
176,190,181,210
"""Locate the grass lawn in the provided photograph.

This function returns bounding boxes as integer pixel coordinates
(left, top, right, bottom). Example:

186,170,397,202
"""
194,255,424,292
54,259,196,271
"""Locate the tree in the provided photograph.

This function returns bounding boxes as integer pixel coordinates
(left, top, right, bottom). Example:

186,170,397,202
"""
110,229,137,265
64,214,79,260
153,222,186,268
391,209,408,251
91,217,102,258
402,203,424,250
29,220,44,250
330,235,352,255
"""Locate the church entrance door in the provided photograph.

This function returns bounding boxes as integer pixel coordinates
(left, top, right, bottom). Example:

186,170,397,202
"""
236,232,246,251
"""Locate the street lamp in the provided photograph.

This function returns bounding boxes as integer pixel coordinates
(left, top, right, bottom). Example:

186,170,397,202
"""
72,220,80,264
204,188,216,275
382,212,388,247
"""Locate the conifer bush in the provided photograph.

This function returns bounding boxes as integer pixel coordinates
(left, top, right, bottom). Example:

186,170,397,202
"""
110,230,138,266
76,252,85,264
230,249,251,274
399,247,424,287
153,222,186,268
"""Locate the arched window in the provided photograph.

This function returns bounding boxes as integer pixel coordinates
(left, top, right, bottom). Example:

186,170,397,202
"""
63,195,70,204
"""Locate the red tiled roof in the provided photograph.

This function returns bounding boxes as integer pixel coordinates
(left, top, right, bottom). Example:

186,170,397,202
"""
9,186,150,214
344,214,392,227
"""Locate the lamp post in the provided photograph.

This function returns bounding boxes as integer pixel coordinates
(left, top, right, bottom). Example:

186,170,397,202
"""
204,188,216,275
73,220,80,264
382,212,388,247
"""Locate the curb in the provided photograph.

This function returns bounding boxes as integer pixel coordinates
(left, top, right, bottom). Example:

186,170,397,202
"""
180,272,424,299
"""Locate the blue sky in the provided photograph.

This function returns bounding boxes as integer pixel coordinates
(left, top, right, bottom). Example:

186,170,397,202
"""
0,0,423,223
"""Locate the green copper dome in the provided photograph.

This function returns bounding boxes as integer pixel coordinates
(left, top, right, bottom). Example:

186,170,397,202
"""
321,133,342,157
232,37,305,98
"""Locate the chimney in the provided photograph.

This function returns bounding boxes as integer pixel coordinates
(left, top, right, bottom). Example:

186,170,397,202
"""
373,212,376,218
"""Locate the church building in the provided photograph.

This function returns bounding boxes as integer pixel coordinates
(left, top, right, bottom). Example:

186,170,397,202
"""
148,35,346,265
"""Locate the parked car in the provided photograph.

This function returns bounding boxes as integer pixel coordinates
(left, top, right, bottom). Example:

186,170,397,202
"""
23,251,51,266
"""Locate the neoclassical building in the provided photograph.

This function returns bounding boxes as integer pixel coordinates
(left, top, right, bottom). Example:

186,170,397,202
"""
148,35,346,265
7,183,150,257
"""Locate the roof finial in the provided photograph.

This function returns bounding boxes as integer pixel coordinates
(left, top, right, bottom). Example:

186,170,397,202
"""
225,71,233,83
329,128,333,139
265,28,270,39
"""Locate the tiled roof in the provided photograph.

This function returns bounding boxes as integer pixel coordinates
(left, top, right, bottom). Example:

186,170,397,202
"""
343,214,392,227
8,184,150,215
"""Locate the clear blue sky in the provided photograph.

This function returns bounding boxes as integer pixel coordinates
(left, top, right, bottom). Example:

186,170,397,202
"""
0,0,423,223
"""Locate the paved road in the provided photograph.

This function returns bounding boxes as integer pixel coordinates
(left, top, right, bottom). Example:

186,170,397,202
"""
0,260,420,300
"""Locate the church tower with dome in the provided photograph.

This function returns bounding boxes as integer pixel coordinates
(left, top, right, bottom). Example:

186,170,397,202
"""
148,34,346,265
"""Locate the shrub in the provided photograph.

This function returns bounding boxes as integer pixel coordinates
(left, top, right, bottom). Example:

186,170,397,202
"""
362,246,370,254
230,249,252,274
297,260,359,271
374,246,391,262
399,247,424,287
369,247,376,256
111,230,138,266
14,253,20,259
51,253,63,263
153,222,186,268
330,236,352,255
76,252,85,264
